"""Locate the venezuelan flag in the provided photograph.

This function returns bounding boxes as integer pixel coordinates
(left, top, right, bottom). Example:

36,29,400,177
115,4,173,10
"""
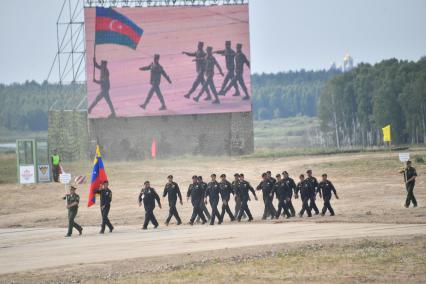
88,145,108,207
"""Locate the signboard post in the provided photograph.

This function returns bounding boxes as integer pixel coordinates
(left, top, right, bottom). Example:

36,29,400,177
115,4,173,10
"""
60,173,72,204
399,153,410,187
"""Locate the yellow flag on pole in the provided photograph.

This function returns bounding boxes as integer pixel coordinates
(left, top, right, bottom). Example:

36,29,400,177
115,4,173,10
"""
382,125,391,142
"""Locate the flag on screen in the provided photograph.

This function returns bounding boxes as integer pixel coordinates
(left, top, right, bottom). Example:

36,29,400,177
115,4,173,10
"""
151,138,157,159
88,145,108,207
95,7,144,50
382,125,391,142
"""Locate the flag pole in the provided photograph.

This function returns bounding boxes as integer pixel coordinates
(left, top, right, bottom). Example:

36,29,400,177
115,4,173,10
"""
93,43,96,82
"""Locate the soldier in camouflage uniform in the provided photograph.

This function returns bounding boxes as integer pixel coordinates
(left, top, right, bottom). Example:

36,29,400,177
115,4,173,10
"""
63,186,83,237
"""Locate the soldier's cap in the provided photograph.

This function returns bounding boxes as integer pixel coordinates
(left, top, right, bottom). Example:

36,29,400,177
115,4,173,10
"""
211,173,216,177
167,175,173,179
70,186,77,191
306,169,312,174
144,181,150,185
322,173,328,177
234,173,240,177
266,170,272,174
276,174,281,178
261,173,267,178
239,173,244,177
220,174,226,178
282,171,288,175
192,175,198,179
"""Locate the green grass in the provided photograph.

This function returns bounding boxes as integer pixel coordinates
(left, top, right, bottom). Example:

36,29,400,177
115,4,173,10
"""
92,237,426,283
254,116,320,149
0,154,16,184
0,127,47,143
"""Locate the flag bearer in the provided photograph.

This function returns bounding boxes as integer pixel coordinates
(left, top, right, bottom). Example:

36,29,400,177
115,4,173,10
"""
94,181,114,233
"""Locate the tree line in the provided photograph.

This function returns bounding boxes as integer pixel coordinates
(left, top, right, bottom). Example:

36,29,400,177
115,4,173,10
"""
318,57,426,147
0,81,85,131
251,69,341,120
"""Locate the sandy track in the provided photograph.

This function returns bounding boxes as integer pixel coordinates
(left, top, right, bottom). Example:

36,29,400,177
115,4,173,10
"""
1,222,425,275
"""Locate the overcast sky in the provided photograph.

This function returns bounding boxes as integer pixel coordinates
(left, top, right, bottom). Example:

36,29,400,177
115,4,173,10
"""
0,0,425,84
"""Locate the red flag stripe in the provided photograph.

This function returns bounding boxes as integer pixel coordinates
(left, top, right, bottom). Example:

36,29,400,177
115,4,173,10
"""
96,16,141,45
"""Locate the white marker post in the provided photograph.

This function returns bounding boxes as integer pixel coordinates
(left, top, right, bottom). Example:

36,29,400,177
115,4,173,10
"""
399,153,410,187
59,173,72,205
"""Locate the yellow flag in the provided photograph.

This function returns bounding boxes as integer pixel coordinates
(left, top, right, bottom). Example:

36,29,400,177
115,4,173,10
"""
93,145,102,164
382,125,391,142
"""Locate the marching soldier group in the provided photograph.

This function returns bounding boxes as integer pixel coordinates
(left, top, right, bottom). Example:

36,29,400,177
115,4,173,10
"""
62,170,341,236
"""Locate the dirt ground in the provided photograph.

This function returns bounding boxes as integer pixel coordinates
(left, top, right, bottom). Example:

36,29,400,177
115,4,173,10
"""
0,149,425,283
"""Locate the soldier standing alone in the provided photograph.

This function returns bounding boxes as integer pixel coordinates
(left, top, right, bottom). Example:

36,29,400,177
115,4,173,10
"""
51,149,60,182
138,181,162,230
400,160,418,208
63,186,83,237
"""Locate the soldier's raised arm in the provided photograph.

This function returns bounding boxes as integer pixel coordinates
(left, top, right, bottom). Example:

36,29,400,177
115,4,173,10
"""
139,64,152,71
214,49,226,56
182,51,196,57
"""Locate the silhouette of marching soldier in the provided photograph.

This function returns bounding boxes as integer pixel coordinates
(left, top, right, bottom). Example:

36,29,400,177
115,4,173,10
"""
193,47,224,104
223,43,251,100
182,41,212,100
139,54,172,111
89,57,116,118
215,40,240,97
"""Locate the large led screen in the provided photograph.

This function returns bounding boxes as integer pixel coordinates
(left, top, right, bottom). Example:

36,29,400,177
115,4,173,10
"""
84,5,252,118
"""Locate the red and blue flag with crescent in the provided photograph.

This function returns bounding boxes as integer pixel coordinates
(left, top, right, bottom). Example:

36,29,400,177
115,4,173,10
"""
88,145,108,207
95,7,143,50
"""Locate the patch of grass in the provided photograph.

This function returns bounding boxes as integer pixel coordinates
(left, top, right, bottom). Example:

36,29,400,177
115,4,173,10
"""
415,155,425,164
101,238,426,283
0,128,47,143
0,153,16,184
